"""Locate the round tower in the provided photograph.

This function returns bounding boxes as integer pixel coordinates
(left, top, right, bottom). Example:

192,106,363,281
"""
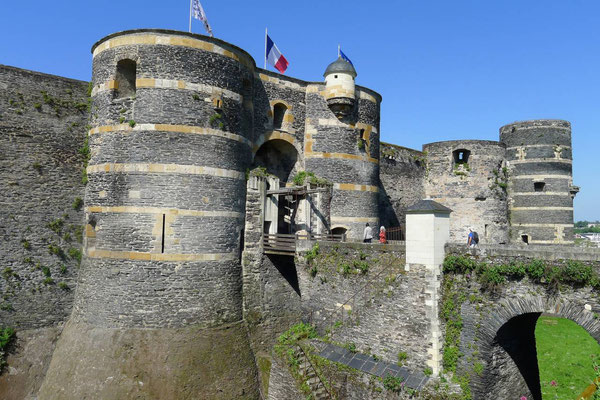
323,57,357,118
423,140,509,244
39,30,259,398
500,119,577,245
304,59,380,240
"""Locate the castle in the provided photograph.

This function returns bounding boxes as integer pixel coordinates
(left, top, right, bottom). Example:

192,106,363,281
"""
0,29,584,399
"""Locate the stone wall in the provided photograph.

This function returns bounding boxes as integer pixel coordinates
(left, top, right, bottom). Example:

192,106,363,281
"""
379,142,426,228
424,140,509,244
305,85,381,239
442,246,600,400
40,29,259,399
500,120,576,245
296,242,433,371
0,65,88,330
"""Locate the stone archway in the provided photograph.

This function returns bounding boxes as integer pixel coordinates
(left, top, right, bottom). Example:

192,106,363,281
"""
252,138,300,186
470,296,600,400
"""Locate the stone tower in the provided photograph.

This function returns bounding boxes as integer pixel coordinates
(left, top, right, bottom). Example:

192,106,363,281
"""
500,119,578,245
304,57,381,239
39,29,259,399
424,140,509,244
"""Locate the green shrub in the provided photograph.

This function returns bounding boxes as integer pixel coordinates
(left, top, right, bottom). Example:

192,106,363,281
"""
526,259,545,281
443,255,477,274
43,277,54,285
292,171,331,186
48,244,64,258
128,120,136,127
423,367,433,376
353,260,369,274
47,218,64,234
58,282,69,290
68,248,82,265
397,351,408,365
562,261,593,284
309,265,318,278
72,197,83,210
305,243,319,265
41,266,51,277
383,375,404,393
345,342,357,353
340,262,351,276
276,322,317,346
21,239,31,250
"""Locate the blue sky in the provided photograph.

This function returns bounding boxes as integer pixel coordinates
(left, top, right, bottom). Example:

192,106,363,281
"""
1,1,598,220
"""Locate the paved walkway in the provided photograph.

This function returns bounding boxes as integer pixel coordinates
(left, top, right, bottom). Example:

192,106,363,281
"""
317,342,429,390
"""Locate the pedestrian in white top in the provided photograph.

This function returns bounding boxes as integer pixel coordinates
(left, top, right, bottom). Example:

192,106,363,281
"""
363,223,373,243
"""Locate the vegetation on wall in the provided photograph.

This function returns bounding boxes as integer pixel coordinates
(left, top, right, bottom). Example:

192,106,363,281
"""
0,327,16,371
443,255,600,292
292,170,332,187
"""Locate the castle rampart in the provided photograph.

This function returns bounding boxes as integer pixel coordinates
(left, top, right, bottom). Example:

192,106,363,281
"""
424,139,509,244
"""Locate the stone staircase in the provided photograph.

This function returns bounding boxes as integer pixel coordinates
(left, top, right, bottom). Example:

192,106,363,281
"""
295,344,332,400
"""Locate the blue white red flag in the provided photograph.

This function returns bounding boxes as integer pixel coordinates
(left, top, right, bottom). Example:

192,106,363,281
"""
266,34,289,74
192,0,213,37
340,49,353,66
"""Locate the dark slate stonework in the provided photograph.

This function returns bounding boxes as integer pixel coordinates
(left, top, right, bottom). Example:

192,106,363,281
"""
0,65,88,330
379,143,426,228
500,120,575,244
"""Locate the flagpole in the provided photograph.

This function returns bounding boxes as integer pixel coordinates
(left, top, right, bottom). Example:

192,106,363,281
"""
189,0,193,33
264,28,267,69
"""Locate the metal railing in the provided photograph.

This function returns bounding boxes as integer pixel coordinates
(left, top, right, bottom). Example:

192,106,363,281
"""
386,226,405,242
263,232,346,255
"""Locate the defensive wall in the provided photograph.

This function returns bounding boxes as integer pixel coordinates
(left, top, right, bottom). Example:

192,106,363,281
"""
0,65,88,398
0,27,587,400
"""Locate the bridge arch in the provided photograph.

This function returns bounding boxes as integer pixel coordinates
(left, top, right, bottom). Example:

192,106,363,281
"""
470,296,600,400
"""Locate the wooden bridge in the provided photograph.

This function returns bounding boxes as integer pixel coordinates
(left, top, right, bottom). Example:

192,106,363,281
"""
263,233,345,255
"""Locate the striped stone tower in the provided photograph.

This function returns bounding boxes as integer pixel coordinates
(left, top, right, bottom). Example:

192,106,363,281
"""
39,30,259,399
500,120,577,245
304,58,381,240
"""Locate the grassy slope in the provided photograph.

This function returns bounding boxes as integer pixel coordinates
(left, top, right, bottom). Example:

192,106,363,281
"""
536,316,600,399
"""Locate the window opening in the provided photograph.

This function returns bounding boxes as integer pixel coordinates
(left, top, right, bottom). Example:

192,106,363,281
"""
115,59,136,99
534,182,545,192
161,214,166,253
453,149,470,164
521,234,529,244
273,103,287,130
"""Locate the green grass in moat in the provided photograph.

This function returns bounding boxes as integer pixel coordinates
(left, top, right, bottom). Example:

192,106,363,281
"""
535,316,600,399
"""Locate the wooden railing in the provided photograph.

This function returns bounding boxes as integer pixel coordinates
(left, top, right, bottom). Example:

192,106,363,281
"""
263,233,345,255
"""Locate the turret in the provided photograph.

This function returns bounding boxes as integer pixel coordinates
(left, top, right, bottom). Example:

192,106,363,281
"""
323,57,357,118
500,119,577,245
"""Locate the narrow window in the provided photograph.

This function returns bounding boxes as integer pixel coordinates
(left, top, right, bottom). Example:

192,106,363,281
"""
115,59,136,99
161,214,166,253
242,79,252,110
273,103,287,130
453,149,470,165
521,234,529,244
534,182,545,192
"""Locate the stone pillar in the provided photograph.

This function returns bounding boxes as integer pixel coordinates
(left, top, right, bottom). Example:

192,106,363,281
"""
405,200,452,376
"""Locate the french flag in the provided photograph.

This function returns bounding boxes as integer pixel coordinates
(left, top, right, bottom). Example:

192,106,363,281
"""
266,34,289,74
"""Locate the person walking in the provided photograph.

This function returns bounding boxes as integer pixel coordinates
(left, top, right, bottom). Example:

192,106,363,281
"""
363,223,373,243
467,228,479,248
379,226,387,244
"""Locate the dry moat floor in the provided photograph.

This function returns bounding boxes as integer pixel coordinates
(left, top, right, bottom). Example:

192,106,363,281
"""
535,316,600,399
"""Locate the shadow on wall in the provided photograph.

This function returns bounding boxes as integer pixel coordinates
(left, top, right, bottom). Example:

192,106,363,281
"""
267,254,301,296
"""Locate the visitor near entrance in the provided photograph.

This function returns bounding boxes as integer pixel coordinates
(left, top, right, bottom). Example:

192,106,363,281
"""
363,223,373,243
379,226,386,244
